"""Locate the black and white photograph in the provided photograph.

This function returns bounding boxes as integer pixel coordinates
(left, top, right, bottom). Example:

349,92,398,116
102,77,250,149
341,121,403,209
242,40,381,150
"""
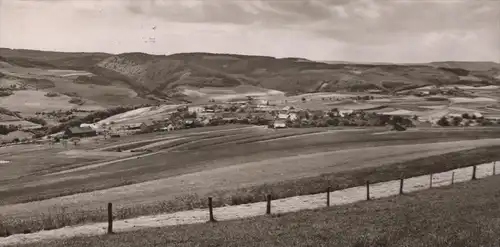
0,0,499,246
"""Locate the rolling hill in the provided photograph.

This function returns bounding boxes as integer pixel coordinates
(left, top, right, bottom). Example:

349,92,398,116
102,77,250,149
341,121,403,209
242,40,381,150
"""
1,48,500,108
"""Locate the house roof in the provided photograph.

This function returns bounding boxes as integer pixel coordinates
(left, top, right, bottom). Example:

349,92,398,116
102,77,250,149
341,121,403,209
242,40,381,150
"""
126,123,142,127
67,126,96,134
141,120,156,126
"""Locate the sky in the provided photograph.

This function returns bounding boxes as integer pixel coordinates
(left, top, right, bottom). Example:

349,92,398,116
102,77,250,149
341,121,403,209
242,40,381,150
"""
0,0,499,63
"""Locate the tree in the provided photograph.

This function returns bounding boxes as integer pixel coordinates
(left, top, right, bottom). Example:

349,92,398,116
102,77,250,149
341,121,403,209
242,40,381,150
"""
452,117,463,126
326,118,340,126
437,117,450,126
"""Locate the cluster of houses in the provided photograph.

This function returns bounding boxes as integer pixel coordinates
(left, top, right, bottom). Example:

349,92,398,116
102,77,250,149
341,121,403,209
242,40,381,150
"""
56,99,500,140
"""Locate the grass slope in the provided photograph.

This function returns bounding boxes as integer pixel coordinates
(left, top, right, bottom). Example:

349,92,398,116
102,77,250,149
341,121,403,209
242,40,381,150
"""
15,169,500,247
1,145,500,237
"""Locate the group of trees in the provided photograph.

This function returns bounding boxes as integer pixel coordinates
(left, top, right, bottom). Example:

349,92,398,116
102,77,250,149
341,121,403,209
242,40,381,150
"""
437,113,496,127
0,124,19,135
0,90,13,97
44,92,59,97
47,105,146,135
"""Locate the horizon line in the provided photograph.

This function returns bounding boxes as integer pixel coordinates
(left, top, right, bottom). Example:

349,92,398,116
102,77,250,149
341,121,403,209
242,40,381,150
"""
1,46,499,65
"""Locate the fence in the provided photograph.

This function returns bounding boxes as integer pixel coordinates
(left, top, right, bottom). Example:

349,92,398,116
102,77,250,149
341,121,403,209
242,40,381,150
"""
101,161,498,235
1,161,498,246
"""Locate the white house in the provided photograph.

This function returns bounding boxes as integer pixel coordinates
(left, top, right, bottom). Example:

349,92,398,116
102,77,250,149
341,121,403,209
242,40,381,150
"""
273,119,287,128
339,109,354,117
277,113,289,119
188,106,204,113
80,123,100,129
288,113,298,121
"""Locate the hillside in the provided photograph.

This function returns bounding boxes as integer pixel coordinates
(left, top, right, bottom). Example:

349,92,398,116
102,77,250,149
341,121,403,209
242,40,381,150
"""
1,48,500,107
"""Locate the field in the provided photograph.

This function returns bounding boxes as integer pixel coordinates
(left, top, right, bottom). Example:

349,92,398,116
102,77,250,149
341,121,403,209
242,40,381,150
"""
16,175,500,247
0,90,104,114
2,125,500,237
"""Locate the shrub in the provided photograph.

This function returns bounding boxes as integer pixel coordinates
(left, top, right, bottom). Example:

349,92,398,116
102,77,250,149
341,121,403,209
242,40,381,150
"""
0,125,18,135
0,90,13,97
68,98,84,105
44,92,59,97
326,118,340,126
25,117,47,126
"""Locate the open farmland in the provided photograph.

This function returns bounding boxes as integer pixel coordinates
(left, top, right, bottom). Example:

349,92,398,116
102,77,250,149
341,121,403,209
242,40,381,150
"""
1,126,500,236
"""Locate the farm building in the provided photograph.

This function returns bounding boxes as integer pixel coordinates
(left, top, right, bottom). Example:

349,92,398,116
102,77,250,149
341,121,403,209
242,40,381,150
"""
338,109,354,117
184,118,196,128
126,123,142,130
140,120,158,132
64,127,97,138
273,119,287,129
188,105,204,113
277,113,289,119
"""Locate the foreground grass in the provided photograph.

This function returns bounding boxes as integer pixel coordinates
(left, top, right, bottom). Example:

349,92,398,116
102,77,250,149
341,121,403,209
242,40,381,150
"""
1,145,500,237
16,171,500,247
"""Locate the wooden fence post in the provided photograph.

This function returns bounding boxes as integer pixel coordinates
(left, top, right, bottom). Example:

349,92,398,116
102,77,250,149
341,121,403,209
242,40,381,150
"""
107,203,113,234
429,174,433,188
266,194,272,215
326,187,331,207
366,180,370,201
493,162,496,176
399,178,404,195
208,197,216,222
472,165,477,180
451,172,455,185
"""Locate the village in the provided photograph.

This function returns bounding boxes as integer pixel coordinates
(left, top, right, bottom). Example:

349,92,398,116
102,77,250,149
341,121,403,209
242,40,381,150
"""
2,84,500,146
54,97,500,143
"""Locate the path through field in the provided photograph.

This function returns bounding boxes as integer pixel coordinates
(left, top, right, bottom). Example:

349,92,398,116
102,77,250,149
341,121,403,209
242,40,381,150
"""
1,160,497,246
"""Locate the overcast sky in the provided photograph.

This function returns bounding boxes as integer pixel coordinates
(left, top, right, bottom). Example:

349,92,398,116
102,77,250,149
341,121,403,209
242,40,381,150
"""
0,0,499,63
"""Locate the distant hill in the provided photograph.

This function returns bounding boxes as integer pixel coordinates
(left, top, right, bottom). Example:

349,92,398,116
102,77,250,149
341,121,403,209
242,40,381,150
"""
1,48,499,106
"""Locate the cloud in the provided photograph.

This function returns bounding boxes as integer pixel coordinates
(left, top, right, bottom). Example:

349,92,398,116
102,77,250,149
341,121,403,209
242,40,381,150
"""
124,0,352,26
1,0,499,63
